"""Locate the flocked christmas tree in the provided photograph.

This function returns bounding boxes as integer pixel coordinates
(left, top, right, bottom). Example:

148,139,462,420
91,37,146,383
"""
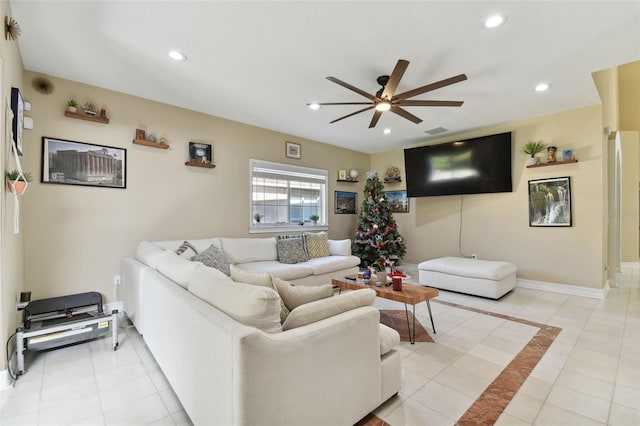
353,170,406,269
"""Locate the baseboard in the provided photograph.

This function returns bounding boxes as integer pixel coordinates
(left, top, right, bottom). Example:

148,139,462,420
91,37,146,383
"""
0,369,13,391
105,300,123,314
620,262,640,269
517,278,609,300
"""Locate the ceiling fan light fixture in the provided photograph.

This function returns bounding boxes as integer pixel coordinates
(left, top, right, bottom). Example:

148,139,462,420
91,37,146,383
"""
484,14,507,29
535,82,551,92
168,50,187,61
375,101,391,112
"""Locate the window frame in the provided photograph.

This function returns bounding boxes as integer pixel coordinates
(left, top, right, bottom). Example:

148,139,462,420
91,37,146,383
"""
249,159,329,234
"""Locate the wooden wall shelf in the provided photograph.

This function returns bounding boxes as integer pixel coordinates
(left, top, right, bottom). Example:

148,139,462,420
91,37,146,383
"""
526,159,578,168
337,179,358,183
65,110,109,124
384,177,402,183
185,161,215,168
133,139,169,149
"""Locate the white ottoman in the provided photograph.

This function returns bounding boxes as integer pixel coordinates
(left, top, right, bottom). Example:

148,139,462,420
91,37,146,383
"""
418,257,517,299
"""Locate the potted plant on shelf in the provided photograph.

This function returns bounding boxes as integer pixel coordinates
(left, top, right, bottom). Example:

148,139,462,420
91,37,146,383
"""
253,212,263,224
309,214,319,225
523,139,546,165
67,99,78,113
6,170,32,195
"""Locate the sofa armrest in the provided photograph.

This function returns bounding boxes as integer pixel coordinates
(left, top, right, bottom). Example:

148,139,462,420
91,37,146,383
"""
234,306,382,426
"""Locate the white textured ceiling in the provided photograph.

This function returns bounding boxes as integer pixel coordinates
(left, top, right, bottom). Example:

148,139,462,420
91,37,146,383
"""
10,1,640,153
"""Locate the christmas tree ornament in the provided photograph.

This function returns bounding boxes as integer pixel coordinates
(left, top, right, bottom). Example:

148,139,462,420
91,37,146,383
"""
366,169,378,179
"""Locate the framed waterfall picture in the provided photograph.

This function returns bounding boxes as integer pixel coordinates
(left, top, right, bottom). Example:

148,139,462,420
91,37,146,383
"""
41,137,127,189
384,190,409,213
334,191,357,214
11,87,24,155
528,176,571,227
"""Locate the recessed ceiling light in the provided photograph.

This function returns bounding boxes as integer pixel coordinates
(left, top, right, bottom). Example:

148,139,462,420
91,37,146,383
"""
308,103,320,110
484,14,507,29
535,82,551,92
384,128,391,134
168,50,187,61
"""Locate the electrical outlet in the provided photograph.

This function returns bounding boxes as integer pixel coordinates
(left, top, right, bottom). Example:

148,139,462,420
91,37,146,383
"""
113,275,121,286
471,254,477,259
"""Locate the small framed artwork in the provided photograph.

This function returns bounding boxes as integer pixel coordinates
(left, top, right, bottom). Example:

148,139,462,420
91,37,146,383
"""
189,142,212,164
335,191,357,214
562,150,573,161
11,87,24,155
338,170,347,180
285,141,301,159
385,190,409,213
528,177,571,227
41,136,126,189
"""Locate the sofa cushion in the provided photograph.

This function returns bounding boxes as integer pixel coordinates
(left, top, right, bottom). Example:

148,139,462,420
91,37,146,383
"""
328,239,352,256
304,232,330,258
136,241,165,268
221,237,278,264
156,251,203,288
188,263,234,289
301,255,361,276
230,264,272,287
235,261,313,281
175,241,198,257
282,288,376,331
379,324,400,356
276,238,308,264
189,268,282,334
272,277,333,311
191,244,230,276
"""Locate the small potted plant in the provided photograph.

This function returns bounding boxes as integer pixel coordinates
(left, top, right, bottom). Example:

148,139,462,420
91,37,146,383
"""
6,169,32,195
523,139,546,165
309,214,319,225
67,99,78,113
253,212,263,223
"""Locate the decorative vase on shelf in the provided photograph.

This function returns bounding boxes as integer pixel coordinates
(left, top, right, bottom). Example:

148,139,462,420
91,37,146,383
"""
349,169,359,180
527,156,537,166
547,146,557,163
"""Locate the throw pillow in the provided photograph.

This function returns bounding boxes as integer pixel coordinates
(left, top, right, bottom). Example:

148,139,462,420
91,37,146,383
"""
276,238,308,264
189,276,283,334
328,239,352,256
191,244,230,276
272,277,333,311
282,288,376,331
136,241,165,268
175,240,198,257
229,265,290,322
304,232,330,258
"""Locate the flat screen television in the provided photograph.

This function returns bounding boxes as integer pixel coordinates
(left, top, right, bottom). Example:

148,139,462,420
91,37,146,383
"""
404,131,512,197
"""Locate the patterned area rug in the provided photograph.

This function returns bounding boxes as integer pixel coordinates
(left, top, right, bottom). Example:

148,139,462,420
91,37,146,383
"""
379,309,434,343
355,413,391,426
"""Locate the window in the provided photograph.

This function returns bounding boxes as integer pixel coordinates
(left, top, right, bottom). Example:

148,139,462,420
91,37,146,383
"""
250,159,328,232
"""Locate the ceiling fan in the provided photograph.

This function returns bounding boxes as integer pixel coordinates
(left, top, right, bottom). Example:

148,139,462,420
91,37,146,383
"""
310,59,467,128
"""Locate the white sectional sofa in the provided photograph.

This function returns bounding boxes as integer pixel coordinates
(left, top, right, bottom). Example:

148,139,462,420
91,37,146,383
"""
121,237,400,425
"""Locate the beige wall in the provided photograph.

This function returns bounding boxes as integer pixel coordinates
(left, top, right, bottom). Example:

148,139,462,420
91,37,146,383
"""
620,132,640,262
372,105,605,289
1,0,25,369
619,61,640,131
20,73,369,304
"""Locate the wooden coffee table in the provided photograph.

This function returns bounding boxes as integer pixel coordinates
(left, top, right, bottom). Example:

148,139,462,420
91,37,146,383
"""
332,275,439,344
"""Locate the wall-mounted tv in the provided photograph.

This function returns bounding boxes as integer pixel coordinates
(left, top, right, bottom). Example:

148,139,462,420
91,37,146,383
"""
404,131,512,197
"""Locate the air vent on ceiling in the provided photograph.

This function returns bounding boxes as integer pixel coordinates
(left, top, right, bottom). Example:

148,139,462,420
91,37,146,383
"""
425,126,449,135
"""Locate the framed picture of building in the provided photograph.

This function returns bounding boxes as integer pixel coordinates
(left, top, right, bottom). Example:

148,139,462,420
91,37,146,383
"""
384,190,409,213
41,137,127,189
528,176,571,226
335,191,357,214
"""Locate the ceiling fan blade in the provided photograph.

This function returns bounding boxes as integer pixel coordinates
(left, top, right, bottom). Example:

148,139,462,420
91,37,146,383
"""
327,77,377,101
330,106,375,124
397,100,464,107
380,59,409,100
308,102,374,106
369,110,383,128
393,74,468,101
390,107,423,124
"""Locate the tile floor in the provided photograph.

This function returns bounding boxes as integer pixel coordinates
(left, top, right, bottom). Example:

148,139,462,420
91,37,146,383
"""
1,267,638,425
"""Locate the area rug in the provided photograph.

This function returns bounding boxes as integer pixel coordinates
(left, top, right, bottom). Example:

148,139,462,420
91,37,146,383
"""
355,413,390,426
379,309,434,343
